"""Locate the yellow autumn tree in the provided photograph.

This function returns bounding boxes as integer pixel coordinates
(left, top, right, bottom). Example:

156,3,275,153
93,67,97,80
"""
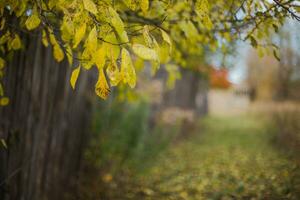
0,0,299,103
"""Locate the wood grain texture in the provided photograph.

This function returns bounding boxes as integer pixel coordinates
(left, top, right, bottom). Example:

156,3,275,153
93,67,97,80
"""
0,32,93,200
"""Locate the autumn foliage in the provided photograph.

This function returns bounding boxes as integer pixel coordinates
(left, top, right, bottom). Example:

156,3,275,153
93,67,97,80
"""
0,0,298,103
209,67,231,89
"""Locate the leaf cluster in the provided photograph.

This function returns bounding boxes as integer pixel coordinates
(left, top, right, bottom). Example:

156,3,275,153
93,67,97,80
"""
0,0,299,101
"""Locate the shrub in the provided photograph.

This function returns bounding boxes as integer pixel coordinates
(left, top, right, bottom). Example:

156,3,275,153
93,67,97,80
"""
84,100,180,174
271,104,300,158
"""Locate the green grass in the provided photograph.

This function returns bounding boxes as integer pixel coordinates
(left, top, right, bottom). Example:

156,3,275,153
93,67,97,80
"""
117,115,300,200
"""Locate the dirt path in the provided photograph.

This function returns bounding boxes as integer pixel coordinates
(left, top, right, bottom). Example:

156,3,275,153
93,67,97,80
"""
128,116,300,200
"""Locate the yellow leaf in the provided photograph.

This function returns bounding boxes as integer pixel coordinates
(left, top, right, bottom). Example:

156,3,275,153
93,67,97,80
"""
49,30,57,45
179,191,188,198
142,188,154,196
42,30,49,47
195,0,213,29
132,44,158,61
180,21,198,39
121,48,136,88
53,44,64,62
107,64,120,84
95,69,110,99
70,66,80,89
48,0,57,9
119,30,129,43
73,23,86,48
0,97,9,106
25,12,41,30
108,7,125,36
65,45,73,65
223,32,231,42
48,30,65,62
203,15,213,30
105,43,120,60
158,42,170,64
102,173,113,183
61,18,74,42
165,64,181,89
0,57,5,69
83,0,98,14
0,18,5,30
152,38,161,73
106,60,121,86
11,34,21,50
102,33,120,59
81,48,93,69
160,29,172,48
93,46,107,69
150,60,160,76
15,1,26,17
123,0,138,10
195,0,209,17
134,57,145,71
141,0,149,14
257,46,264,58
143,26,153,47
0,83,3,96
85,27,97,53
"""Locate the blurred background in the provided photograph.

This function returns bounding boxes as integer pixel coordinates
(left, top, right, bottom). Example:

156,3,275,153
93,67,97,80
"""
76,20,300,199
1,14,300,200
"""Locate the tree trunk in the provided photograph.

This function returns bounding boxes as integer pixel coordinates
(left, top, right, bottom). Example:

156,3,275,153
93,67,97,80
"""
0,33,93,200
160,68,208,137
163,68,208,116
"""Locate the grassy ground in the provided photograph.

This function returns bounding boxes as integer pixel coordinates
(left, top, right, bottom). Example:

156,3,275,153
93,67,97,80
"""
85,115,300,199
112,115,300,200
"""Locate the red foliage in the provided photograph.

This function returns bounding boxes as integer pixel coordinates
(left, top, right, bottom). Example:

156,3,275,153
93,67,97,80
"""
209,67,231,89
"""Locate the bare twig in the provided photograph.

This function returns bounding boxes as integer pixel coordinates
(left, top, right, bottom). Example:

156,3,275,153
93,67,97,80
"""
273,0,300,21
